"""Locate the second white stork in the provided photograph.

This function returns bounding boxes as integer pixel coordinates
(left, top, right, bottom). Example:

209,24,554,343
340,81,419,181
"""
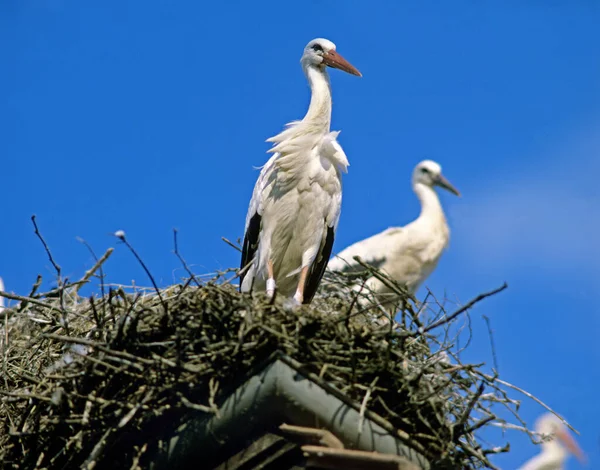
517,413,585,469
240,38,361,305
327,160,460,312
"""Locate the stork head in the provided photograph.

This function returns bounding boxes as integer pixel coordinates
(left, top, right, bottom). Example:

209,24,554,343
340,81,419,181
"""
535,413,586,464
301,38,362,77
413,160,460,196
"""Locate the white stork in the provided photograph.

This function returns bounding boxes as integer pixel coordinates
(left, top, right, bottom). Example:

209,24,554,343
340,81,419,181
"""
327,160,460,312
240,38,361,305
518,413,585,469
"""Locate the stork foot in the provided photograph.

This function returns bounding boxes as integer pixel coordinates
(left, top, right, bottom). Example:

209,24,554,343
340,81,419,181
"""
283,297,302,312
293,291,304,305
266,278,276,300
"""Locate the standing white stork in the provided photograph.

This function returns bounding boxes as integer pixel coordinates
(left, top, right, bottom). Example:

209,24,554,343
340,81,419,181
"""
518,413,586,469
327,160,460,312
240,38,361,305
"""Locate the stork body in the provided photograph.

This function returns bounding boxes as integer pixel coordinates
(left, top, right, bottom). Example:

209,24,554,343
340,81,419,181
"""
518,413,585,470
240,38,361,305
327,160,460,311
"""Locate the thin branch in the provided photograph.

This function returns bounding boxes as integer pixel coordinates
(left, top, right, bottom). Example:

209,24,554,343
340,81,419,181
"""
221,237,242,253
453,381,485,441
421,283,508,334
114,231,167,316
76,238,109,302
476,371,578,434
0,291,62,318
31,215,61,278
82,428,113,470
357,376,378,444
74,247,114,294
172,229,201,288
482,315,499,374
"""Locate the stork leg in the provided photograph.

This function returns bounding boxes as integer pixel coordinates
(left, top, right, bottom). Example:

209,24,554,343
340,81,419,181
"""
266,260,276,299
292,266,310,305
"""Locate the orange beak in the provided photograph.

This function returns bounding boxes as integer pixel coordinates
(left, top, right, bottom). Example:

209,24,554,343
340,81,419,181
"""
556,428,586,464
322,50,362,77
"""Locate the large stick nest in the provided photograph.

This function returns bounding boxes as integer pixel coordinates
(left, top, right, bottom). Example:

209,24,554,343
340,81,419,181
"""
0,249,555,470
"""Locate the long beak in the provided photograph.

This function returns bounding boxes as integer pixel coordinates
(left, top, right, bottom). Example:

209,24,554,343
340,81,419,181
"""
435,174,461,197
557,428,586,464
322,50,362,77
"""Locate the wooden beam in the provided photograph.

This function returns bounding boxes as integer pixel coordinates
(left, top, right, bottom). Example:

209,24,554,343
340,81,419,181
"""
279,424,344,450
213,434,285,470
302,445,422,470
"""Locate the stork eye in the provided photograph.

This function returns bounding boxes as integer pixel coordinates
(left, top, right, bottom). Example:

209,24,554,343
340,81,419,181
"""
312,44,324,52
421,167,430,174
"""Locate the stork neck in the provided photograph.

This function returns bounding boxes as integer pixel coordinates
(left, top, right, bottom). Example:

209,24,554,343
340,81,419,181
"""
302,64,332,129
414,183,446,223
541,441,567,460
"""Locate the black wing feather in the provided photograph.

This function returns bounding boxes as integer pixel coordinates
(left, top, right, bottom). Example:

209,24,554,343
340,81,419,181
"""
239,212,261,292
303,226,335,304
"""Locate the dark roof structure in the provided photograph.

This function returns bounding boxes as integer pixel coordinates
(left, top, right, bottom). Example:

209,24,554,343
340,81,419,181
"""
156,355,427,469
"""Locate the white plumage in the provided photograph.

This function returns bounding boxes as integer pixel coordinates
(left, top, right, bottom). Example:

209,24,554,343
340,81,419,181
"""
327,160,460,311
518,413,585,470
240,38,361,305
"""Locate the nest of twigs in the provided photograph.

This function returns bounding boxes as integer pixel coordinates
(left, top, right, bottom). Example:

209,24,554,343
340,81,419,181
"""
0,239,556,470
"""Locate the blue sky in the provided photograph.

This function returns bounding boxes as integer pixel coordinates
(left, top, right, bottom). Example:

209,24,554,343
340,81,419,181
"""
2,1,599,467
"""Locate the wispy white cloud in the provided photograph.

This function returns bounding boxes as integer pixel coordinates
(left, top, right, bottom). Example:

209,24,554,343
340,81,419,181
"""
448,124,600,279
